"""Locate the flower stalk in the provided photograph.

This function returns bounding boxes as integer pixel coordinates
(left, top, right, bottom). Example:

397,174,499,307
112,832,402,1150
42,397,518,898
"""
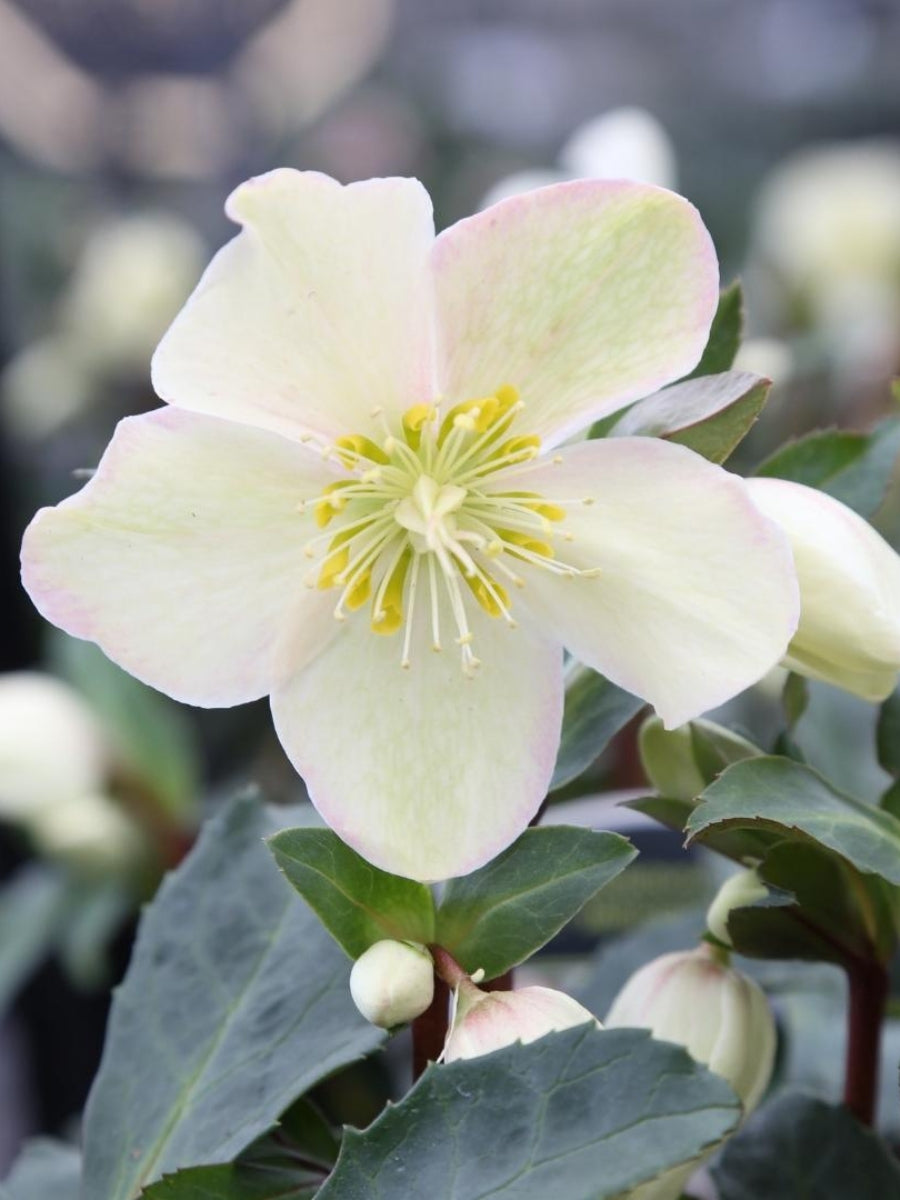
844,958,889,1126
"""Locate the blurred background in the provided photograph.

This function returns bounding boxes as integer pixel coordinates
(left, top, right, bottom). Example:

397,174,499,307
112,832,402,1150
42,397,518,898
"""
1,0,900,1173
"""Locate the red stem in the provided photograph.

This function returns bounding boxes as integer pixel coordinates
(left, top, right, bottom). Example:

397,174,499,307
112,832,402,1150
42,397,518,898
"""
843,960,888,1126
411,976,449,1082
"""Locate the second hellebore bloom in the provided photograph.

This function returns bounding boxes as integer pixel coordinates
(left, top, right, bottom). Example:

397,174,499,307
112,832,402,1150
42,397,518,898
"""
22,171,798,880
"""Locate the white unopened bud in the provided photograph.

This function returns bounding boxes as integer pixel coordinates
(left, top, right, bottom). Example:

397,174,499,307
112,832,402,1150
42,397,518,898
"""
30,791,144,875
443,979,599,1063
745,478,900,701
349,940,434,1029
605,944,775,1113
706,868,769,948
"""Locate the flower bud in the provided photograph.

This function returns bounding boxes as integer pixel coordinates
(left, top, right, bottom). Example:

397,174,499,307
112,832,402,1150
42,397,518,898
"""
745,477,900,701
638,715,760,802
443,979,599,1063
706,867,769,948
29,791,144,876
349,940,434,1029
605,944,775,1113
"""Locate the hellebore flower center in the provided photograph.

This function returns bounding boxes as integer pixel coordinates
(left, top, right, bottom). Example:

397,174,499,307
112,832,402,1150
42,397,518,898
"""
306,385,598,674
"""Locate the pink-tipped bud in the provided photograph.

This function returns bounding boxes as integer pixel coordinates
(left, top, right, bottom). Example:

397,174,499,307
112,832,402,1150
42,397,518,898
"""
443,978,599,1063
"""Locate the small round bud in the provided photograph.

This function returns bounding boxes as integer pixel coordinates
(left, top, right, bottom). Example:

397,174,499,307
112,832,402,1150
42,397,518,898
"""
605,944,775,1112
706,867,769,948
349,940,434,1029
443,979,599,1063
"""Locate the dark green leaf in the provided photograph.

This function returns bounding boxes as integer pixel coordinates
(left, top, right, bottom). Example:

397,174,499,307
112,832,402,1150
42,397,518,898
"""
612,371,768,463
625,793,778,863
754,418,900,517
0,865,70,1012
56,877,132,989
140,1161,319,1199
142,1100,338,1199
2,1139,80,1200
687,756,900,886
725,842,878,966
81,796,382,1199
881,779,900,820
50,633,199,823
782,673,809,731
712,1092,900,1199
277,1097,340,1168
686,281,744,378
435,826,636,978
267,828,434,959
877,686,900,778
317,1026,740,1200
551,665,643,791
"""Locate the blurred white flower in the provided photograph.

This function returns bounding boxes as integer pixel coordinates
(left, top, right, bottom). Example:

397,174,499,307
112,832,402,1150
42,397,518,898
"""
481,106,676,209
349,939,434,1028
733,336,794,388
1,335,93,441
0,672,143,874
753,141,900,371
559,107,677,188
2,212,206,441
60,214,206,375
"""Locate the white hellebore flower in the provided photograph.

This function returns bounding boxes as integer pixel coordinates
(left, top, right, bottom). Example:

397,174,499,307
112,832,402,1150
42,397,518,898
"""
349,939,434,1028
443,977,598,1063
22,170,799,881
745,478,900,701
0,672,142,873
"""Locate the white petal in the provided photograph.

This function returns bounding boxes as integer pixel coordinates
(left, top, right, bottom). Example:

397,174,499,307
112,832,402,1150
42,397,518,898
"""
152,170,436,442
508,438,799,728
0,673,110,821
745,477,900,700
22,408,339,707
432,180,718,447
271,606,563,882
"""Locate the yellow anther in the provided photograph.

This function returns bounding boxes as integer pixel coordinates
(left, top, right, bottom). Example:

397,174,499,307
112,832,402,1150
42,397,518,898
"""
465,574,510,618
372,549,411,636
335,434,390,468
497,529,555,561
498,491,566,522
402,404,436,450
494,383,519,413
314,481,352,528
530,501,566,522
344,570,372,611
495,435,541,461
317,544,350,590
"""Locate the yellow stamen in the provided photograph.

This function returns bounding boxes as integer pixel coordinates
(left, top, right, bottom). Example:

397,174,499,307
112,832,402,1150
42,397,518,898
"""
465,573,510,617
335,434,390,467
402,404,436,451
318,544,350,589
372,548,412,635
496,529,555,560
314,481,353,528
344,570,372,611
